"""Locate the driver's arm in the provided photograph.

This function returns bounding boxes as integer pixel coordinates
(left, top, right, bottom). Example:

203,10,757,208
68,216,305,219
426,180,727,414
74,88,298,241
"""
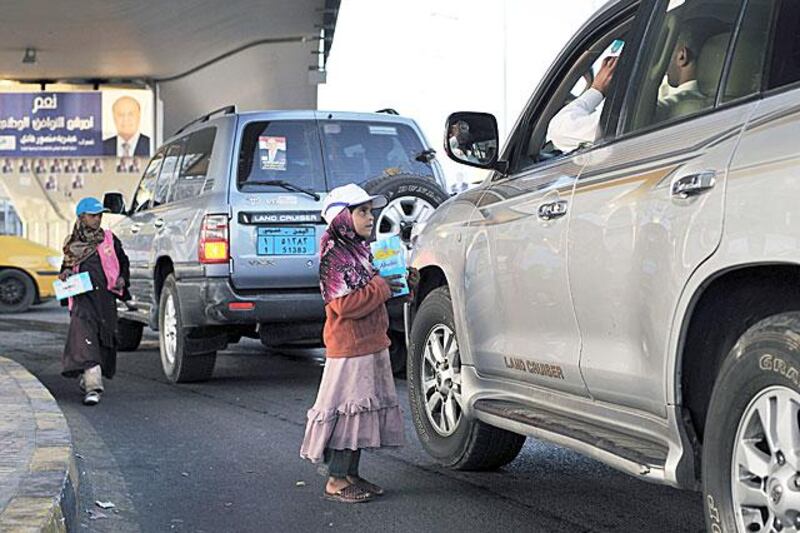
546,88,605,153
546,56,618,153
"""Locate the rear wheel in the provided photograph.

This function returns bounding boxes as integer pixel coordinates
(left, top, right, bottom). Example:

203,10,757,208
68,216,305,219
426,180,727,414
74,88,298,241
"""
408,286,525,470
702,312,800,533
158,274,216,383
0,269,36,313
116,319,143,351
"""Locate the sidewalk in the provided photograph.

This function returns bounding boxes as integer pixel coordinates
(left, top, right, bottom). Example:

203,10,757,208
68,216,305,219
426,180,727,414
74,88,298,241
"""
0,357,77,532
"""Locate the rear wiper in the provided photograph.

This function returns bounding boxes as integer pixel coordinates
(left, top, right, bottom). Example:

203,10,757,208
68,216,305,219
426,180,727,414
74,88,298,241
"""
244,180,320,201
415,148,436,163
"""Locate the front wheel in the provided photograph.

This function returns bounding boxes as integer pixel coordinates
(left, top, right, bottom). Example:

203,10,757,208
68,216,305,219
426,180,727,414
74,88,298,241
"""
702,312,800,533
158,275,216,383
408,286,525,470
0,269,36,313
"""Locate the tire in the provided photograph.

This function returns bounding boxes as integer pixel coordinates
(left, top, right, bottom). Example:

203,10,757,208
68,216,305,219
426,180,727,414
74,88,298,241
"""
0,269,36,313
388,329,407,376
702,312,800,533
363,175,447,247
408,286,525,470
116,319,143,351
158,274,216,383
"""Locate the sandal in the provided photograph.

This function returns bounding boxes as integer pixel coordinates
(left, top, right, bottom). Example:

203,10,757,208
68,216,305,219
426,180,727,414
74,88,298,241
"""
324,483,374,504
351,477,384,496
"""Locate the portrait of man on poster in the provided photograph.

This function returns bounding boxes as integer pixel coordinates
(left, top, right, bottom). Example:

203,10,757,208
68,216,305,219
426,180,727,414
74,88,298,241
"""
103,96,150,157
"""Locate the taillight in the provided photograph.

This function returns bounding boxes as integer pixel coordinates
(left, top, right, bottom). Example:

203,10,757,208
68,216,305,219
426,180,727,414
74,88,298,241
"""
199,214,229,264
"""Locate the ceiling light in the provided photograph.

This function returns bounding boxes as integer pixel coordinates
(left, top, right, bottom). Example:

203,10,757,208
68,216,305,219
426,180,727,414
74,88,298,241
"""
22,48,37,64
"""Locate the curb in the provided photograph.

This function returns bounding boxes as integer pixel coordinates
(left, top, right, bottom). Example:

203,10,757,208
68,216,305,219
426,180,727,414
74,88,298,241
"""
0,357,78,532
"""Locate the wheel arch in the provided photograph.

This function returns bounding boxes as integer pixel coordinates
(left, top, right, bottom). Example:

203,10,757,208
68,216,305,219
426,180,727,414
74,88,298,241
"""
153,256,175,304
677,262,800,447
415,265,449,308
149,256,175,329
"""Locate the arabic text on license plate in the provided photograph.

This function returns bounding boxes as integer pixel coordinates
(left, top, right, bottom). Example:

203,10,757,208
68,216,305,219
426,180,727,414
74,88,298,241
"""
257,227,316,255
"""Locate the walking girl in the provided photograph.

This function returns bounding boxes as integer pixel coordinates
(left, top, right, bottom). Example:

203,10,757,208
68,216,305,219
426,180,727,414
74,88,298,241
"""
59,197,130,405
300,184,417,503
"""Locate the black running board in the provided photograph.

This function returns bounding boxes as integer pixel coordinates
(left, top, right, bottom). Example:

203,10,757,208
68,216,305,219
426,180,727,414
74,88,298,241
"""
473,399,668,477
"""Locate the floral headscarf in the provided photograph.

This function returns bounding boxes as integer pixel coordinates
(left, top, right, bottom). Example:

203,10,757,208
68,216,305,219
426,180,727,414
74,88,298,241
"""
62,217,105,268
319,208,375,303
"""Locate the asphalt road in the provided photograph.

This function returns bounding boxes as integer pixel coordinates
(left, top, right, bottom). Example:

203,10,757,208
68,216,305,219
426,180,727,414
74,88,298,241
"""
2,303,705,533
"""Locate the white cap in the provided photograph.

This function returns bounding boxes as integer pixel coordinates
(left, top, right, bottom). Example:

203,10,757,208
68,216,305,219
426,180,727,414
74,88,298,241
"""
321,184,387,225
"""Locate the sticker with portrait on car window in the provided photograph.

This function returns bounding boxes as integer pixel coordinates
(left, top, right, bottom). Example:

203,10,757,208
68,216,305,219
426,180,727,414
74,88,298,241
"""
258,135,287,171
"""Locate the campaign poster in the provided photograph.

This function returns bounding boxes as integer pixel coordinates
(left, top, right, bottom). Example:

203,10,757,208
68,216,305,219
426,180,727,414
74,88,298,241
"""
0,89,154,158
100,89,153,158
258,135,287,171
0,92,102,156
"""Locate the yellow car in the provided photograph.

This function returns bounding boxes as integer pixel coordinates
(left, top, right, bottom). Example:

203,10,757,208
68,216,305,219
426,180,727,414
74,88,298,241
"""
0,236,61,313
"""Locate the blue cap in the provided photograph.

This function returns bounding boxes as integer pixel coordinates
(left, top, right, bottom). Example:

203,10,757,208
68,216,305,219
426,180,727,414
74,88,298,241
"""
75,197,108,216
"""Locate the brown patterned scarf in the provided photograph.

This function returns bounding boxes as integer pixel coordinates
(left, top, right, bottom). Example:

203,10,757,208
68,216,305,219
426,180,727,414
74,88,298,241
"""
62,218,105,268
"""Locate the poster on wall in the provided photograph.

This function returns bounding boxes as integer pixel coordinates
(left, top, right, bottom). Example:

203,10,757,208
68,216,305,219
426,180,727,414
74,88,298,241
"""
100,89,153,158
0,89,153,157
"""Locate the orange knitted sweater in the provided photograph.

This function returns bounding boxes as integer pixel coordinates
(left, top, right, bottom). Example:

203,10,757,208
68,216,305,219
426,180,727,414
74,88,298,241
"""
323,276,392,358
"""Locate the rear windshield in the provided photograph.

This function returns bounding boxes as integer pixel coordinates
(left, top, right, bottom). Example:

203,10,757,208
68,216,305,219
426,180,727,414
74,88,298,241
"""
237,119,434,192
237,121,325,191
320,120,434,186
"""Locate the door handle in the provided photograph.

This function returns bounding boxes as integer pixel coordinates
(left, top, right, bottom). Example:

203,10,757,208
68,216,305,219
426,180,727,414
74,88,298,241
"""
154,218,165,229
671,171,716,198
130,224,141,234
538,200,568,221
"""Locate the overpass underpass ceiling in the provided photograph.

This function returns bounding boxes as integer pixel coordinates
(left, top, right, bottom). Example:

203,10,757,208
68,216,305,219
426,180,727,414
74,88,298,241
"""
0,0,339,82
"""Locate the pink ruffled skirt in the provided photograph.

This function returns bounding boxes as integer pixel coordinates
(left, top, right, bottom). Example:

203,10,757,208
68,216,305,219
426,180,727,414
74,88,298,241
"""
300,349,405,463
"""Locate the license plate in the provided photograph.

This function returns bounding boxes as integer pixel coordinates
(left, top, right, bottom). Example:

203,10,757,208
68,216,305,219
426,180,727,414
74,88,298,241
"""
257,227,316,256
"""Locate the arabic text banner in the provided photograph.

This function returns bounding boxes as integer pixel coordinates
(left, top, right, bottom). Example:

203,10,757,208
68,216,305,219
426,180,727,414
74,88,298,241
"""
0,93,102,156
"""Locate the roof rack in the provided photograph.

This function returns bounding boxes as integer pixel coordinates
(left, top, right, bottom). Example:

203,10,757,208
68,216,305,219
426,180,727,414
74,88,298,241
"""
375,108,399,115
173,105,237,136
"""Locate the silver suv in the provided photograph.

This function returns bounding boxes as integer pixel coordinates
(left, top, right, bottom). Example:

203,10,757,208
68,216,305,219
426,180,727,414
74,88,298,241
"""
406,0,800,531
104,108,446,383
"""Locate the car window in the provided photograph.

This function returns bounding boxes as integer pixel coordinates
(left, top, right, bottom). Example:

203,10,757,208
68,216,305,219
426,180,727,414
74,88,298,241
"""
0,198,23,236
130,151,164,213
766,0,800,91
512,17,634,174
721,0,775,102
237,120,325,192
171,128,216,202
319,120,434,188
154,142,184,207
622,0,745,134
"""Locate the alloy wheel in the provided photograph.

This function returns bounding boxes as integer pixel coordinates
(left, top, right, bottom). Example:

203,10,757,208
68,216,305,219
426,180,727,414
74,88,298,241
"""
163,293,178,367
731,385,800,532
422,324,463,437
376,196,435,247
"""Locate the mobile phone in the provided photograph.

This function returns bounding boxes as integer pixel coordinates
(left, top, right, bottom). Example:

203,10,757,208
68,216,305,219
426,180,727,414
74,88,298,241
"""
608,39,625,57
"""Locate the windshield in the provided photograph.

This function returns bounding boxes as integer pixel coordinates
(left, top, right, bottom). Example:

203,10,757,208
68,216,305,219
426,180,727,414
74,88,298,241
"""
319,120,434,187
237,119,434,192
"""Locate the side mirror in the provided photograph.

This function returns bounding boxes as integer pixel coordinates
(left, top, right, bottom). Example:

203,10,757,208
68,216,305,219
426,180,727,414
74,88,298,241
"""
444,112,500,170
103,192,126,215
